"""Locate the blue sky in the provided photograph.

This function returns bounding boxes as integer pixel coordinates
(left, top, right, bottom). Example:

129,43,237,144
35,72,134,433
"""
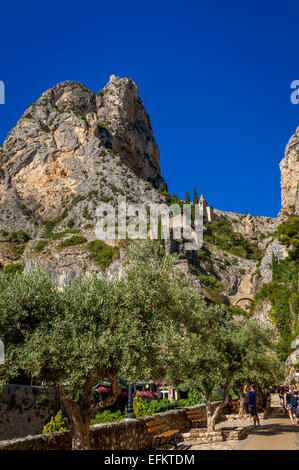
1,1,299,217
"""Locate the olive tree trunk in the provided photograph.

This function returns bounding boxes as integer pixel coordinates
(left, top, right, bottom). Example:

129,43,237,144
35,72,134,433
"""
202,373,233,432
238,392,246,418
58,370,121,450
61,398,93,450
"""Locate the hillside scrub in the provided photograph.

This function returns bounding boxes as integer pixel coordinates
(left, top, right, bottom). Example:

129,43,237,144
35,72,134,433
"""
251,216,299,360
204,218,263,260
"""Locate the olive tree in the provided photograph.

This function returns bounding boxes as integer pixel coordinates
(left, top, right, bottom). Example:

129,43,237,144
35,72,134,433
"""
232,347,284,418
167,307,278,431
0,241,202,449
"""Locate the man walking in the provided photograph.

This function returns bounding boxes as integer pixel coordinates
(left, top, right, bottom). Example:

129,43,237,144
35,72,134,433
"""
244,384,260,426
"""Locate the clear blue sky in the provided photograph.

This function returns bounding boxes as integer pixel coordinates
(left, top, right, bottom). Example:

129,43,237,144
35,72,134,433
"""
1,1,299,217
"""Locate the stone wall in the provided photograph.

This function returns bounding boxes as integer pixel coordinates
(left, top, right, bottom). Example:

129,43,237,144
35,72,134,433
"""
0,402,225,451
0,385,57,441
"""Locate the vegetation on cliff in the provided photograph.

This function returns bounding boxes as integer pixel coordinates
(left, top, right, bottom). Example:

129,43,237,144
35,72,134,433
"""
204,218,263,260
251,216,299,360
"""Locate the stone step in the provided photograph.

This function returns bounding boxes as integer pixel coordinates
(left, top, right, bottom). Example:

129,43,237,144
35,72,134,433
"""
182,426,247,444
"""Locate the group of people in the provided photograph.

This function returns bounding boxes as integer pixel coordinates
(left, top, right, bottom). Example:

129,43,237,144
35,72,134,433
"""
279,384,299,426
228,383,299,427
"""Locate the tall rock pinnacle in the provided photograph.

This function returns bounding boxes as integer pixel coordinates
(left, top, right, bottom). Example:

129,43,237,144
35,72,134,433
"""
279,126,299,214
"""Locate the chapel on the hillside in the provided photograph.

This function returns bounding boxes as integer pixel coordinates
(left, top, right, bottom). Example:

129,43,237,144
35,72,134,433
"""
199,194,214,223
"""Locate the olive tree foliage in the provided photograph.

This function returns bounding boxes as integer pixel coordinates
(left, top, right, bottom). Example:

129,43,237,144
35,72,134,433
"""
166,307,278,431
231,346,284,417
0,240,203,449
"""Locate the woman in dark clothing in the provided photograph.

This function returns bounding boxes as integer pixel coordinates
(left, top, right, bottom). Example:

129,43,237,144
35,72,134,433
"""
279,386,287,414
284,385,296,425
244,384,260,426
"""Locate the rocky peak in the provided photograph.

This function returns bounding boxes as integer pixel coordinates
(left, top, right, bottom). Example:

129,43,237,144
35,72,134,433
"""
279,126,299,214
96,75,162,184
0,76,166,234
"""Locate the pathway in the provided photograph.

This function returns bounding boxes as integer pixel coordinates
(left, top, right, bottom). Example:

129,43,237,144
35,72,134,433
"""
184,395,299,451
237,404,299,450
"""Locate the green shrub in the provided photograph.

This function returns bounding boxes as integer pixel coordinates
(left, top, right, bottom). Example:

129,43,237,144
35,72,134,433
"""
133,391,147,418
144,390,204,416
42,219,58,236
67,219,75,228
51,229,80,240
13,245,25,258
82,206,92,220
34,240,48,252
198,273,224,292
91,409,124,424
58,236,87,249
276,215,299,263
144,398,177,415
43,410,67,434
87,240,119,269
206,290,229,305
184,389,204,406
158,190,172,204
8,230,30,244
204,218,263,260
41,123,50,132
70,195,86,206
97,120,110,129
226,305,250,318
4,264,24,274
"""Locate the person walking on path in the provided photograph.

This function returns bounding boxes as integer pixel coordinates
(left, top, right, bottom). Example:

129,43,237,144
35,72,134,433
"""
263,392,271,418
244,384,260,427
283,385,297,425
279,386,287,414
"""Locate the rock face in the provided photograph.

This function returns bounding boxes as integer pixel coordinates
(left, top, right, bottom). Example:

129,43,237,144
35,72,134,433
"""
0,76,170,284
259,238,288,286
0,75,165,234
285,337,299,383
279,126,299,214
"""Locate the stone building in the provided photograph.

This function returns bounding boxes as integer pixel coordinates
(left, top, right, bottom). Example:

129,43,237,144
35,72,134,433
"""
199,194,214,223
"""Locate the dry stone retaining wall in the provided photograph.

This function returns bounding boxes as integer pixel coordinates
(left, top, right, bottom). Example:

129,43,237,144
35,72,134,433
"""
0,385,57,441
0,402,225,450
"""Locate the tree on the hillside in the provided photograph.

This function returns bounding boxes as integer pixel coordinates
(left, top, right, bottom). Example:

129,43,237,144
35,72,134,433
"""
185,192,190,204
191,189,198,222
167,310,278,431
170,193,181,206
0,241,202,450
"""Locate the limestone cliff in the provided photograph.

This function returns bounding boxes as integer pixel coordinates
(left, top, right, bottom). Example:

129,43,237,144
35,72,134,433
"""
0,76,168,282
0,75,165,234
280,126,299,214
